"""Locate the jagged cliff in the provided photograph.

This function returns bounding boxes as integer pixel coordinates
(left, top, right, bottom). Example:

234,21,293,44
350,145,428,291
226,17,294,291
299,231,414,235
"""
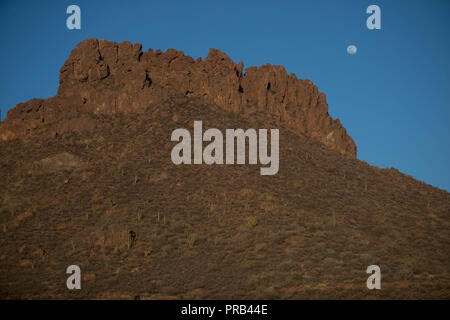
0,39,356,157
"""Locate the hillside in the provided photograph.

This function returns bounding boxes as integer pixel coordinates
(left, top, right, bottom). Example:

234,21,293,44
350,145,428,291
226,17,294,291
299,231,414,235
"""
0,40,448,299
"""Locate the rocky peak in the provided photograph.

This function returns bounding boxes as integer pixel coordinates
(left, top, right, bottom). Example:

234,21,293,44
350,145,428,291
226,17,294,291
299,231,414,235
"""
2,38,357,157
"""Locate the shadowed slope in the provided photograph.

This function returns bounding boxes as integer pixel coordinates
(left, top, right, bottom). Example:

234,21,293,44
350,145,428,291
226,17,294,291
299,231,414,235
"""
0,96,448,299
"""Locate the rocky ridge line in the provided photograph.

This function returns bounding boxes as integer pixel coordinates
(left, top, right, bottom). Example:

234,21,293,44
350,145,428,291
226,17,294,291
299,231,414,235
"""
0,38,357,157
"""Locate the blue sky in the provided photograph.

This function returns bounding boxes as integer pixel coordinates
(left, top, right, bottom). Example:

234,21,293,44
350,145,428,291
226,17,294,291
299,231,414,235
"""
1,0,449,191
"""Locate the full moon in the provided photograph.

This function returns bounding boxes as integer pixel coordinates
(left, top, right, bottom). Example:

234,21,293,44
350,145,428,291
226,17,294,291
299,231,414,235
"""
347,45,357,55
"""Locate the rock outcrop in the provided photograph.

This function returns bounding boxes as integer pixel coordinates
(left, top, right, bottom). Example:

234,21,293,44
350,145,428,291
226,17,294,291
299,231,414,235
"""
0,38,357,157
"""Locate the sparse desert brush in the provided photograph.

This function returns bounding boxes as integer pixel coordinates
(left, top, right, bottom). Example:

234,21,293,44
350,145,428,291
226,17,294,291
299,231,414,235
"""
144,246,153,257
108,198,116,207
304,152,314,160
117,161,125,173
245,216,258,228
292,179,303,188
264,194,274,201
169,220,185,233
187,233,198,248
156,211,166,224
91,205,99,214
128,230,137,249
331,211,336,227
429,212,440,226
207,201,216,216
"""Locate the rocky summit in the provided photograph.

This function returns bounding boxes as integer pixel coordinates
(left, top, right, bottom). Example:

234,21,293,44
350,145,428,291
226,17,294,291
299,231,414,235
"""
0,38,356,158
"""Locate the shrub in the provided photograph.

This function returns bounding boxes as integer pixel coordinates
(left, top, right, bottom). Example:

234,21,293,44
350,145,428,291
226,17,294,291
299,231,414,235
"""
245,216,258,228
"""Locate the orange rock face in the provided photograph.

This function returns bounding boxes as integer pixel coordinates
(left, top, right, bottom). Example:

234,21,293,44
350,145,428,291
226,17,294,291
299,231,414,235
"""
1,38,357,157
